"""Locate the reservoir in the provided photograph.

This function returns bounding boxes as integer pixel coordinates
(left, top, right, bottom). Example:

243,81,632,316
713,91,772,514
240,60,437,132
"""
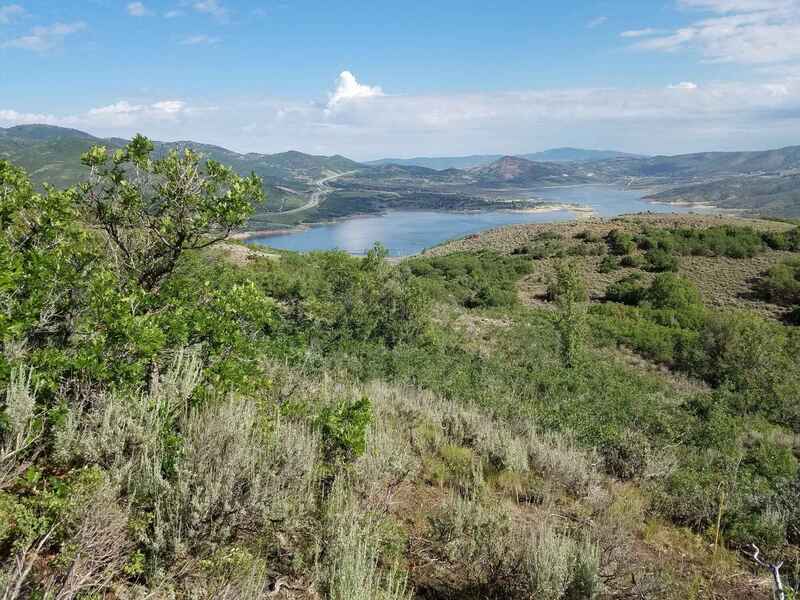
250,186,714,256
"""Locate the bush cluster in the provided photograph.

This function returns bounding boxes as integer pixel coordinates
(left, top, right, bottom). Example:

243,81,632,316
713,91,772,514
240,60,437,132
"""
406,251,532,309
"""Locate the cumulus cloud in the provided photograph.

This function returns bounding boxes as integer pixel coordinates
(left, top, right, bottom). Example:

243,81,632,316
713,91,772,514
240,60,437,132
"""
326,71,384,111
2,22,87,52
0,4,25,24
630,0,800,65
127,2,152,17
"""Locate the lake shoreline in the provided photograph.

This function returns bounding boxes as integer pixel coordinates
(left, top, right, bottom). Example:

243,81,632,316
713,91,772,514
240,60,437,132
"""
236,185,728,256
234,202,595,241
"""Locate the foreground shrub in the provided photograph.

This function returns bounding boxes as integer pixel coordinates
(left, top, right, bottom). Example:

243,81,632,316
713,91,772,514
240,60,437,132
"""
79,135,263,291
324,482,411,600
429,495,601,600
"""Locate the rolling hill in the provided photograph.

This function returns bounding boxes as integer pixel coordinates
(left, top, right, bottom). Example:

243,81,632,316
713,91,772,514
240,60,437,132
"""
468,155,599,186
605,145,800,179
3,124,800,219
0,125,363,192
645,174,800,217
366,147,641,170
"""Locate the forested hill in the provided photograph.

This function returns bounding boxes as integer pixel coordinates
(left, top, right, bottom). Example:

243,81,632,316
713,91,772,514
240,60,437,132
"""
0,124,363,189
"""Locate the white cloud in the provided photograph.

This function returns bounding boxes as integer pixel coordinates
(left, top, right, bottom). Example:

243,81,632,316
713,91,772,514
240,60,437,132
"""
0,4,25,24
0,109,67,126
630,0,800,65
587,16,608,28
679,0,795,13
326,71,384,111
3,75,800,158
668,81,699,89
193,0,227,18
164,9,184,18
620,28,664,37
151,100,186,114
85,100,190,125
2,22,87,52
127,2,152,17
180,34,219,45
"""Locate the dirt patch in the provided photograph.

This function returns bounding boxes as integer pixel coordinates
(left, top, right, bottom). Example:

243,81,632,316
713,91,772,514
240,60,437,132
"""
214,242,279,266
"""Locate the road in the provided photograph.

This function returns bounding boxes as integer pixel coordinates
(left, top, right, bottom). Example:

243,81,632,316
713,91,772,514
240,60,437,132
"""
268,170,357,215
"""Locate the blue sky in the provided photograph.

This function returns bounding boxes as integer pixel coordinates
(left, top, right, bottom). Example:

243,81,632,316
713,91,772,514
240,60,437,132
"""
2,0,800,158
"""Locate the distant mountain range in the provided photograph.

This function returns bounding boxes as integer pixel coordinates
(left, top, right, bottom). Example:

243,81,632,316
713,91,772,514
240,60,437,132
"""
2,124,800,218
366,148,644,170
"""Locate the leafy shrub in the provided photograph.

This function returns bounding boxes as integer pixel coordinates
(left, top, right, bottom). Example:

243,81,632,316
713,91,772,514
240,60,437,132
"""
762,227,800,251
597,255,620,274
754,258,800,305
568,242,606,257
317,397,373,464
637,225,765,259
575,230,601,243
606,229,635,256
600,431,649,481
644,273,701,311
620,254,645,269
408,252,532,309
80,135,264,291
547,262,588,304
645,248,679,272
536,231,564,241
548,263,588,368
514,240,564,259
605,274,648,306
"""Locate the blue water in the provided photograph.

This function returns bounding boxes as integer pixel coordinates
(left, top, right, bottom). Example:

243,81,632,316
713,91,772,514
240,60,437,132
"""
251,186,712,256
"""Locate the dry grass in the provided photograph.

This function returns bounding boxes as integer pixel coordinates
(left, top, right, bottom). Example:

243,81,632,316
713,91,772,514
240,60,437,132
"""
423,213,797,321
213,242,279,266
423,213,790,258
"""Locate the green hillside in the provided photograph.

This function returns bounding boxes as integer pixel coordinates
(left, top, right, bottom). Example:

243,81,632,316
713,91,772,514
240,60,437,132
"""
3,124,800,224
646,174,800,217
0,125,362,212
2,137,800,599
